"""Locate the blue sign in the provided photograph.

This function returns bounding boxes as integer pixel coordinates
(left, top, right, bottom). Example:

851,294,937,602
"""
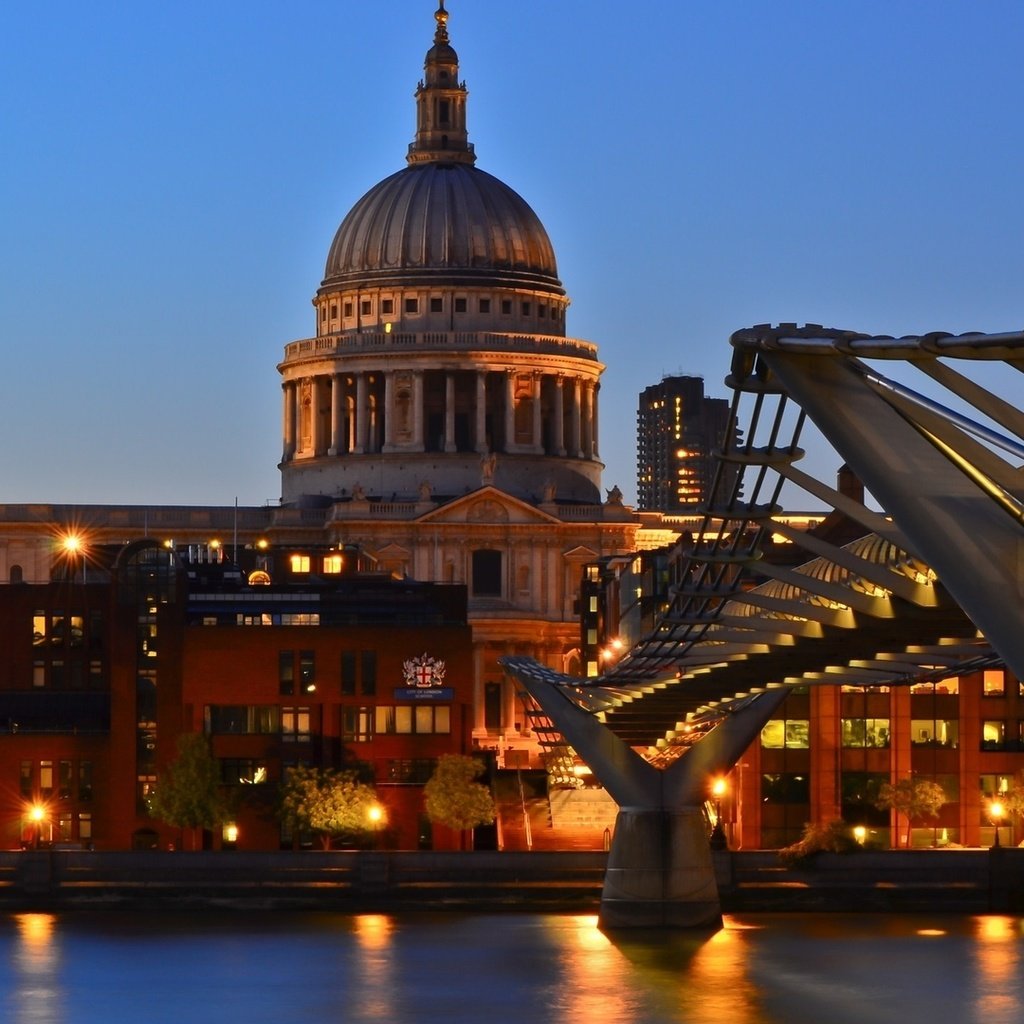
394,687,455,702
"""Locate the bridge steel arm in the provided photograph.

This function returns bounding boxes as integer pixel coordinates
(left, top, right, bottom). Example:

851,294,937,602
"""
504,656,790,929
757,347,1024,682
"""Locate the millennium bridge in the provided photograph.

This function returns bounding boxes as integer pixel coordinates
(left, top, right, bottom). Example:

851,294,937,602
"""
502,324,1024,929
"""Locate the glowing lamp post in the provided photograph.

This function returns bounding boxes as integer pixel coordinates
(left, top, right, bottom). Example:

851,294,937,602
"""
709,777,728,850
367,803,384,849
989,800,1005,848
29,805,45,850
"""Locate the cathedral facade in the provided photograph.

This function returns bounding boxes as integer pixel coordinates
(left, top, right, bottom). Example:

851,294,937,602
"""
0,3,641,769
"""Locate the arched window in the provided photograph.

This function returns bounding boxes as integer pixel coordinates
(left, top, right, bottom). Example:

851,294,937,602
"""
9,565,23,584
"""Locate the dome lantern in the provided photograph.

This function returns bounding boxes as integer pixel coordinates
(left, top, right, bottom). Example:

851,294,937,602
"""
408,0,475,167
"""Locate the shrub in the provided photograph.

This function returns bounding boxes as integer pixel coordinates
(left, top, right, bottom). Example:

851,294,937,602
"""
778,819,860,868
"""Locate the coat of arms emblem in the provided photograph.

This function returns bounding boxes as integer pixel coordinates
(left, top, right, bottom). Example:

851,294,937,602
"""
402,653,446,689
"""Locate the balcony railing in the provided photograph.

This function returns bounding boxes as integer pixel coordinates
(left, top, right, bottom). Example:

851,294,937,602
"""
282,330,599,363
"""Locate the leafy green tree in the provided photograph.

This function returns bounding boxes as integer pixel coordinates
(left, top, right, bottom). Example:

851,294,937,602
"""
279,766,380,850
875,778,946,847
423,754,495,848
149,733,229,849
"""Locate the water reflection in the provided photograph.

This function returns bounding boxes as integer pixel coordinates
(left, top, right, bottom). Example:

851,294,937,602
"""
9,914,63,1024
0,911,1021,1024
971,916,1023,1024
351,914,395,1021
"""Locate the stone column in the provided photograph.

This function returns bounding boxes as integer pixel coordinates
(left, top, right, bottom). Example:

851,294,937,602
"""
571,377,583,458
554,376,566,456
582,380,594,459
444,372,457,452
282,382,296,460
475,371,488,452
311,376,325,456
589,380,598,456
383,371,395,451
354,374,367,454
531,373,543,454
504,371,516,452
328,374,343,456
412,370,425,451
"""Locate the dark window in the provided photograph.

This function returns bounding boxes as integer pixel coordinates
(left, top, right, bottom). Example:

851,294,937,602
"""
430,297,443,313
521,302,531,316
538,305,547,318
384,759,435,784
484,682,502,730
479,299,491,313
405,298,418,314
761,772,809,804
343,302,353,318
454,298,467,313
381,299,394,315
206,706,280,735
360,300,371,316
59,760,73,800
79,761,93,802
341,651,357,696
361,651,377,696
841,772,889,826
472,549,502,596
501,300,512,315
438,99,450,124
279,651,294,695
299,651,315,693
330,303,337,319
20,761,31,798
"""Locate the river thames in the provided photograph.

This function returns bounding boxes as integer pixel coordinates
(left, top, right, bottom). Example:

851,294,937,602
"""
1,911,1021,1024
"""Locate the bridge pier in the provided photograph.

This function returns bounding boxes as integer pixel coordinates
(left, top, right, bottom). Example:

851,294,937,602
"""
501,657,791,929
601,807,721,930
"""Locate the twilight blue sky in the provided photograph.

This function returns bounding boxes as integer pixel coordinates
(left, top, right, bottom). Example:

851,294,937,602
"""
3,0,1023,507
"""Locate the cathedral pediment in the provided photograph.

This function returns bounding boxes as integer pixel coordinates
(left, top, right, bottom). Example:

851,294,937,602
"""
415,487,563,526
562,544,599,561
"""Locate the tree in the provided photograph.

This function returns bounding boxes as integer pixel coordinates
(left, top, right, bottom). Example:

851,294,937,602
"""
423,755,495,848
875,778,946,847
278,766,381,850
149,733,229,849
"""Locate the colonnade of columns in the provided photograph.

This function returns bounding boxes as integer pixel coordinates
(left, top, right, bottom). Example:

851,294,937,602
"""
282,367,600,463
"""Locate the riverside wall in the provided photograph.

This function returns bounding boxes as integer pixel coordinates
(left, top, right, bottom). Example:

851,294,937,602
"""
1,848,1022,914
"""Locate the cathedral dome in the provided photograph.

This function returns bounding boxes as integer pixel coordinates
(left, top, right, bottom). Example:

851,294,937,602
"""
321,163,563,295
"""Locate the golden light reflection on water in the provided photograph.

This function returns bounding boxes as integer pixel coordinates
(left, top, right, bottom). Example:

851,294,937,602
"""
11,914,63,1024
351,914,395,1022
972,915,1022,1023
542,914,767,1024
550,914,635,1024
684,921,761,1024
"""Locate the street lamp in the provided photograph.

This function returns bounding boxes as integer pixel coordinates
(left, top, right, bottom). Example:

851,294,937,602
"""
990,800,1005,848
367,803,385,849
710,777,728,850
29,805,45,850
